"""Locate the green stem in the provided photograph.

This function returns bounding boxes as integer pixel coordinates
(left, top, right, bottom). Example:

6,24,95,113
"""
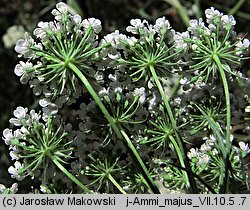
228,0,246,15
49,154,92,193
68,62,160,194
164,0,190,27
119,127,157,193
149,65,176,128
212,54,231,152
108,174,127,194
169,135,186,179
213,54,231,193
149,65,198,193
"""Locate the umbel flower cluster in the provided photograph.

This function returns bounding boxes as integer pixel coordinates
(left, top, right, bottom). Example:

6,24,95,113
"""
2,2,250,194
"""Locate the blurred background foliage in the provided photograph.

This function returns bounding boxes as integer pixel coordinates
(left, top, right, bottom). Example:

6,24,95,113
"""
0,0,250,192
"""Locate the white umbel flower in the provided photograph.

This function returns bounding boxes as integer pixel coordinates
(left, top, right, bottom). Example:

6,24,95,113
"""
52,2,68,20
154,17,171,33
205,7,222,24
14,32,35,58
2,129,14,145
9,107,28,126
133,87,146,104
221,15,236,27
238,142,250,152
8,161,25,181
14,61,33,84
82,18,102,33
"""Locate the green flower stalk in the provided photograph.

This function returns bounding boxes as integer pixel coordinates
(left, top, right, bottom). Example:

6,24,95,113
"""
15,2,105,99
14,2,159,193
175,7,249,192
104,17,198,192
85,155,126,194
2,107,91,193
187,135,250,193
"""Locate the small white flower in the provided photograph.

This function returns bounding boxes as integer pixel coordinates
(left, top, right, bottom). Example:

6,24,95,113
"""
188,18,210,36
235,39,249,56
10,148,19,160
103,30,130,51
200,143,211,152
154,17,171,33
14,32,35,58
82,18,102,33
173,97,181,106
114,87,123,93
29,78,46,96
133,87,146,104
126,19,152,35
208,23,216,31
14,61,33,84
9,107,28,126
2,129,14,145
239,142,250,152
99,88,109,98
126,19,144,34
56,2,68,13
205,7,222,24
198,154,210,165
207,135,216,145
179,77,188,85
221,15,236,27
52,2,68,20
33,21,51,41
148,92,158,110
10,183,18,194
8,161,25,181
73,14,82,25
230,134,234,142
108,73,118,82
26,110,41,127
0,184,6,193
212,148,219,155
174,31,190,50
245,105,250,113
39,98,51,107
188,148,199,159
29,110,41,121
191,44,198,50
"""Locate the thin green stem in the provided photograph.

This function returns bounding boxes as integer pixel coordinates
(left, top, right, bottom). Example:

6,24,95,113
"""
212,54,231,152
149,65,176,128
49,153,92,193
108,174,127,194
68,62,160,194
149,65,198,193
213,54,231,193
169,135,188,184
228,0,246,15
119,127,158,193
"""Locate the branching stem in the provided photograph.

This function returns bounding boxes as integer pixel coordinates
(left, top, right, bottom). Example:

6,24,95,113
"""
69,62,160,194
49,153,92,193
213,54,231,193
149,65,198,193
